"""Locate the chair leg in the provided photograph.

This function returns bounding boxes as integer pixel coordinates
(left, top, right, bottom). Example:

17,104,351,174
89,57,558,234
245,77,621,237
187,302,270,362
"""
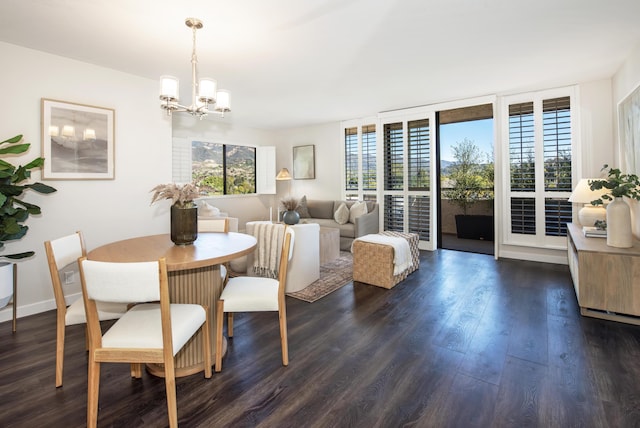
55,314,65,387
130,363,142,378
279,306,289,366
164,356,178,428
202,308,212,378
215,300,224,372
227,313,234,338
87,355,100,428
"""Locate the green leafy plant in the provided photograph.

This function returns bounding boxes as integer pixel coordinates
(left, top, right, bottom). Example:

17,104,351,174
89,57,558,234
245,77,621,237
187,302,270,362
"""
589,164,640,205
0,134,57,259
443,139,494,214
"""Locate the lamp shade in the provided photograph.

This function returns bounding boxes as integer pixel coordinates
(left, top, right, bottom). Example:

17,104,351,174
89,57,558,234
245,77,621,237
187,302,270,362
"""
276,168,292,180
215,90,231,112
568,178,608,204
569,178,608,226
160,75,179,101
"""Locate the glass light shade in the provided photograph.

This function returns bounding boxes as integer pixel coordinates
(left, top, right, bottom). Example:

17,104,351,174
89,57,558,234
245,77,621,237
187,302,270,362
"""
62,125,75,138
160,75,179,101
83,129,96,140
198,78,217,103
49,126,59,137
276,168,292,180
215,90,231,112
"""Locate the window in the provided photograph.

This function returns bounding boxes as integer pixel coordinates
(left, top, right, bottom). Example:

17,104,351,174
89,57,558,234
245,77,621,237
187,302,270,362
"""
504,88,575,246
342,120,377,201
380,116,433,242
191,141,256,195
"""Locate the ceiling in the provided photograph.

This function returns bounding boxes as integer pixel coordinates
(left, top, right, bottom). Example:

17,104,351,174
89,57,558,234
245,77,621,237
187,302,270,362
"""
1,0,640,130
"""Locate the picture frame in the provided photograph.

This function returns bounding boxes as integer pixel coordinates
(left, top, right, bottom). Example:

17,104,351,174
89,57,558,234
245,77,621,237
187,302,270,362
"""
618,81,640,173
293,144,315,179
41,99,115,179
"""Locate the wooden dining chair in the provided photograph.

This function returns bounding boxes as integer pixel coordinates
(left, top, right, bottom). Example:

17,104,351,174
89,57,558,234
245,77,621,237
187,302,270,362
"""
215,227,294,371
198,218,230,284
78,257,212,428
44,231,128,387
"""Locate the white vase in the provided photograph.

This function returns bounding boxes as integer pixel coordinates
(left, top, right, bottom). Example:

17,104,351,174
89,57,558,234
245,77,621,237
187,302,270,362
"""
0,262,14,308
606,197,632,248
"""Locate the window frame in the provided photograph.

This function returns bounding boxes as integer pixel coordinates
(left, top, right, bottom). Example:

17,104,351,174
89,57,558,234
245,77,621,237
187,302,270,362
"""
500,86,579,249
172,137,259,197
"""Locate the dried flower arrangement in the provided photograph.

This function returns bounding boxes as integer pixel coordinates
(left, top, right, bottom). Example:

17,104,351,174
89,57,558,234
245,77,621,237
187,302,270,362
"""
280,196,299,211
150,183,200,208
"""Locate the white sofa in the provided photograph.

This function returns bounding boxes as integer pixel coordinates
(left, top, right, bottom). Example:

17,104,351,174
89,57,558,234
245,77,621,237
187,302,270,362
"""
229,222,320,293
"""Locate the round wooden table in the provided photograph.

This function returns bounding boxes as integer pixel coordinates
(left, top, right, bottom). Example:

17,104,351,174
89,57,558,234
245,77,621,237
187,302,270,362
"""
87,232,256,377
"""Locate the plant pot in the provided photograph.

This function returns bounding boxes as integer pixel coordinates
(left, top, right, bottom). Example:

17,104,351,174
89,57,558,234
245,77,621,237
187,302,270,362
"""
282,210,300,225
0,262,14,308
606,197,632,248
454,215,494,241
171,204,198,245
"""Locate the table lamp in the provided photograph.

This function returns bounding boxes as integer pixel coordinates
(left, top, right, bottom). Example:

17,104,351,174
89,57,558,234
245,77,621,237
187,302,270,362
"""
568,178,608,227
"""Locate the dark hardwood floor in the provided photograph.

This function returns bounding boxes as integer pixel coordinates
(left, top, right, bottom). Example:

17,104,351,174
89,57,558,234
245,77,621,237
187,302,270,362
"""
2,249,640,427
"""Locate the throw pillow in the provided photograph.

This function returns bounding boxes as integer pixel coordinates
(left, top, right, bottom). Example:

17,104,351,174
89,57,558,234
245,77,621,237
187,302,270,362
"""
334,203,349,225
198,201,220,217
349,201,368,223
295,195,311,218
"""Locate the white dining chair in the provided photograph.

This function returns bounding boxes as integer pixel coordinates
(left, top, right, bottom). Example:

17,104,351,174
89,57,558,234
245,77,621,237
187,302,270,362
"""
44,231,128,387
198,218,230,284
78,257,212,428
215,227,294,371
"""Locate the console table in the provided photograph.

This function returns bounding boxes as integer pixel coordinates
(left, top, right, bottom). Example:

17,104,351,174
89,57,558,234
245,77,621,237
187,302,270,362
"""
567,223,640,325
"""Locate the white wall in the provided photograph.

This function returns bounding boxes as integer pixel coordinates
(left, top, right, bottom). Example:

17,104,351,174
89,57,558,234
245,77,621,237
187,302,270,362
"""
273,122,343,202
612,42,640,237
0,42,172,321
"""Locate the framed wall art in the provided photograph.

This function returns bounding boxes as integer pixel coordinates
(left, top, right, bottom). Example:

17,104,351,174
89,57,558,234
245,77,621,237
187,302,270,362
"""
41,99,115,179
618,82,640,173
293,144,315,179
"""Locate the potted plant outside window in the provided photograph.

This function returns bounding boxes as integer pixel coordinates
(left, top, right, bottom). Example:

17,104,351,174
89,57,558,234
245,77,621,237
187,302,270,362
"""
443,139,494,240
0,134,57,307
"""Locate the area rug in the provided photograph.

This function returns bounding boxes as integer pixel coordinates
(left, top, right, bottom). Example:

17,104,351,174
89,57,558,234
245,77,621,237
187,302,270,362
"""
286,251,353,303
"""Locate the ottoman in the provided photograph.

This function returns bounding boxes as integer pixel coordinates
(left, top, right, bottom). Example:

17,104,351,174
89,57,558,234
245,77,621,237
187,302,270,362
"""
352,231,420,289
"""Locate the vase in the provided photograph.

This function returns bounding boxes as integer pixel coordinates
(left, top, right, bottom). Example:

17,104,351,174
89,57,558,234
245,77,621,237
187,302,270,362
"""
171,204,198,245
282,210,300,225
0,262,14,308
606,197,632,248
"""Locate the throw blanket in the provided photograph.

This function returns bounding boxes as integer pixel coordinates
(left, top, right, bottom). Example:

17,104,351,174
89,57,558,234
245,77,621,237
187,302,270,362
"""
252,223,285,278
352,234,412,275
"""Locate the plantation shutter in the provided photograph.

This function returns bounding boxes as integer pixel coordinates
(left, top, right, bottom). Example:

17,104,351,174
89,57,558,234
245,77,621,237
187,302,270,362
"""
362,125,376,191
344,127,358,193
384,122,404,191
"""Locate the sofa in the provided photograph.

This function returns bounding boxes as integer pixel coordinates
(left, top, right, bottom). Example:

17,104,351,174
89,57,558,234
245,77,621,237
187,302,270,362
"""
298,199,379,251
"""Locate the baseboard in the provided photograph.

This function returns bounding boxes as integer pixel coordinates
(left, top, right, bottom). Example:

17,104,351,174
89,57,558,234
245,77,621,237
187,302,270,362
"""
0,292,81,324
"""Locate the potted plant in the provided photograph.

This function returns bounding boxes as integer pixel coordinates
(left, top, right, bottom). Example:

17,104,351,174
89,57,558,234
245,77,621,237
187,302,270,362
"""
280,196,300,225
150,183,201,245
443,139,494,240
0,134,57,308
589,165,640,248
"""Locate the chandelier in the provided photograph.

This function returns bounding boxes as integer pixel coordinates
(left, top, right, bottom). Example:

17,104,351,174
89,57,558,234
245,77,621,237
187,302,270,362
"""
159,18,231,119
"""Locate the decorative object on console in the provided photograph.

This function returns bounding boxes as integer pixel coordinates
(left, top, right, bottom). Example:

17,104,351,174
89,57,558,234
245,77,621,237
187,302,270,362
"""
150,183,201,245
159,18,231,119
589,165,640,248
41,99,115,179
568,178,608,226
280,196,300,225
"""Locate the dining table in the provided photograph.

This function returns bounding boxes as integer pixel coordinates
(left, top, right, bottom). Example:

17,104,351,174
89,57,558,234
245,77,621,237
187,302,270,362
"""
87,232,257,377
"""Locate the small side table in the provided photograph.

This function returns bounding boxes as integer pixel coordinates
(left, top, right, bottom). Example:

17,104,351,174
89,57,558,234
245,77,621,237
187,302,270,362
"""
319,227,340,265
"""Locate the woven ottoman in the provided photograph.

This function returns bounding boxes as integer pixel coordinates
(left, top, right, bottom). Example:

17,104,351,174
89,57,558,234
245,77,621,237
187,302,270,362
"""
352,231,420,289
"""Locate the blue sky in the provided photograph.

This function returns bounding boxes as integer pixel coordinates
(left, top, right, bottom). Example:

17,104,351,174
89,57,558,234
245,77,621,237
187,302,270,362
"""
439,119,494,163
